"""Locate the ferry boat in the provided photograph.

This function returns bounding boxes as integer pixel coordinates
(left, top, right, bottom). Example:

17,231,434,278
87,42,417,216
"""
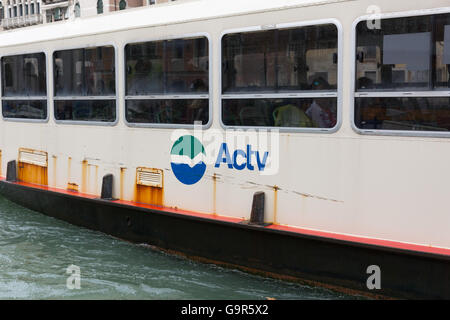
0,0,449,299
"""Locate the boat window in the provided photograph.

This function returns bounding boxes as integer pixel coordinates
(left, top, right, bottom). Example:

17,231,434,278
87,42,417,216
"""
1,52,47,120
354,13,450,133
54,100,115,122
53,46,116,122
125,36,209,126
221,24,338,129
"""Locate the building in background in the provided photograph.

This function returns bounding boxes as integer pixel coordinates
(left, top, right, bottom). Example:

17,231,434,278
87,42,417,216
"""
0,0,43,30
0,0,178,30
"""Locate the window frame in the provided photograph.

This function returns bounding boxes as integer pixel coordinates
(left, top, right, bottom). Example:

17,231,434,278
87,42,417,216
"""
351,8,450,138
51,42,119,126
219,19,343,133
123,32,212,129
0,50,49,123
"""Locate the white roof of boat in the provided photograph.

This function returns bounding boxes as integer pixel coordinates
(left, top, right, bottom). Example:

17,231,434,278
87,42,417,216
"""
0,0,350,47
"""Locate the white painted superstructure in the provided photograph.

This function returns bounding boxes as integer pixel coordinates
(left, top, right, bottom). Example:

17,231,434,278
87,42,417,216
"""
0,0,449,251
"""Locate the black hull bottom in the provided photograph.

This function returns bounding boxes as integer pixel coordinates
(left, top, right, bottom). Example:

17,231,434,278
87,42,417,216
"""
0,180,448,299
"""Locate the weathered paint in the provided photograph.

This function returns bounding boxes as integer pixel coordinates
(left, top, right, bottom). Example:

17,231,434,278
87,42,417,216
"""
67,157,72,185
120,167,126,200
212,173,217,215
52,155,57,187
67,182,79,192
1,1,450,290
3,179,449,299
273,185,279,224
135,184,164,206
81,160,88,193
134,167,164,206
94,165,99,195
17,148,48,186
18,162,48,186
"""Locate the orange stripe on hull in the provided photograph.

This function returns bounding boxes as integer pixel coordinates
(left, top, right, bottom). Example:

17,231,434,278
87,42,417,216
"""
1,176,449,257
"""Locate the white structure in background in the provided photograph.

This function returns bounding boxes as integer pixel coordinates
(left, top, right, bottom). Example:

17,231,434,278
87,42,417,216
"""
41,0,75,23
0,0,179,30
0,0,43,29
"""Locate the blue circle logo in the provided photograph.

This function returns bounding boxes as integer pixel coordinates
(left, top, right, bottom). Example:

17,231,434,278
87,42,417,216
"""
170,135,206,185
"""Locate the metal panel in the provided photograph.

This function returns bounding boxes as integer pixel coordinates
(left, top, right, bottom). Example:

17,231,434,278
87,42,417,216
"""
18,148,48,167
136,167,163,188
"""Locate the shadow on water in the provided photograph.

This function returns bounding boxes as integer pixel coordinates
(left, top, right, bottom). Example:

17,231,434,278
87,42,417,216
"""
0,195,363,300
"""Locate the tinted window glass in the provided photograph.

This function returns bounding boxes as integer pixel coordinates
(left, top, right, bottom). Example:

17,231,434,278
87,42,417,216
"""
54,46,115,96
435,13,450,89
222,24,338,93
54,100,115,122
2,100,47,119
125,37,208,95
223,98,337,128
355,13,450,133
125,37,209,125
1,53,46,96
355,97,450,131
356,16,432,91
126,99,208,124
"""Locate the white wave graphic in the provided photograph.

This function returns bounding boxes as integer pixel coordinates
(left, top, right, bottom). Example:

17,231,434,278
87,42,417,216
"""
170,153,205,167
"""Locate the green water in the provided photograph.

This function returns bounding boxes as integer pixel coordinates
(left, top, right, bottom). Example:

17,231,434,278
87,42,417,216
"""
0,196,358,299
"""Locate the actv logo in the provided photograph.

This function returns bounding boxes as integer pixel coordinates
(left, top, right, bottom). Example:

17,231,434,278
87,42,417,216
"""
170,124,279,185
214,143,269,171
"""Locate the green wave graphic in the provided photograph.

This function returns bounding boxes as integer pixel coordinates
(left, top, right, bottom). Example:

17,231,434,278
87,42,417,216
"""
170,135,205,160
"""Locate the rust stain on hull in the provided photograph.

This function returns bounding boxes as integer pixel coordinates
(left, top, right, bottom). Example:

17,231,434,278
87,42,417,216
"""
134,167,164,207
67,182,79,192
94,165,99,194
81,160,88,193
291,190,343,203
273,185,279,224
67,157,72,183
66,157,78,191
212,173,217,215
18,162,48,186
52,155,57,187
17,148,48,186
135,185,164,207
120,167,126,200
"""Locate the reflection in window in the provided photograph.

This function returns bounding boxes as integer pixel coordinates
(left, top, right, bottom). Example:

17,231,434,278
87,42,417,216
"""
1,53,47,120
355,13,450,133
2,100,47,120
126,99,208,124
355,97,450,131
223,98,337,128
53,46,116,122
222,24,338,93
2,53,46,96
54,100,115,122
356,16,433,91
74,3,80,18
221,24,338,129
54,46,115,96
126,37,208,95
435,14,450,89
97,0,103,14
125,37,209,125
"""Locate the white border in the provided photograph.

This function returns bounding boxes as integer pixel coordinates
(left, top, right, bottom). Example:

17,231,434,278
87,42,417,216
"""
122,32,213,130
218,18,343,133
0,50,50,123
351,7,450,138
50,42,119,126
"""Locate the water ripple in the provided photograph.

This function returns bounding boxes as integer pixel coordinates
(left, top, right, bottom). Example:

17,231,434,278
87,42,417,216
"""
0,196,361,300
